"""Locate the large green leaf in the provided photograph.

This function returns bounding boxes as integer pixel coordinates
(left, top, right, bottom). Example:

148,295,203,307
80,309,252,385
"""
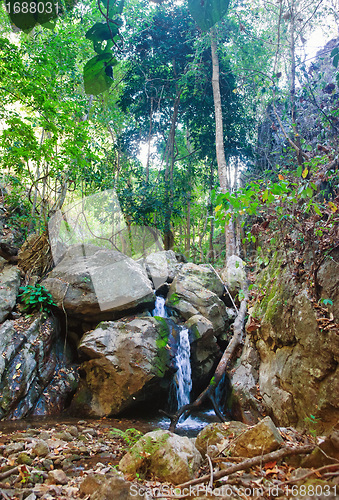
83,53,117,95
188,0,230,31
86,22,119,42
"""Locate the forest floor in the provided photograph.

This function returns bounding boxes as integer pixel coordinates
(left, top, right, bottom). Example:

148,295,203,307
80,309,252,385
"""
0,419,338,499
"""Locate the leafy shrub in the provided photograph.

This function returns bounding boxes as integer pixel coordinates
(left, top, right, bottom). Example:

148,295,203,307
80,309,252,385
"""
19,284,56,314
110,427,143,448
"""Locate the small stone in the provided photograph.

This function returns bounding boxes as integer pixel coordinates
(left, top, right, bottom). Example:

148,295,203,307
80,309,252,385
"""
67,425,79,437
38,431,50,440
17,452,33,465
32,440,50,457
24,494,37,500
4,442,25,457
54,431,73,442
42,459,54,470
47,469,68,485
82,428,97,436
79,474,107,496
62,459,73,471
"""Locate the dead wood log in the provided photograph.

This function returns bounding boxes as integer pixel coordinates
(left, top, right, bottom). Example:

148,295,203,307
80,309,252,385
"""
177,444,315,489
163,292,248,432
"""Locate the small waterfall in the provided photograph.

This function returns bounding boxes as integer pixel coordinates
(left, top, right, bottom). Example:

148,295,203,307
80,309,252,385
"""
152,296,168,318
174,327,192,409
152,296,192,411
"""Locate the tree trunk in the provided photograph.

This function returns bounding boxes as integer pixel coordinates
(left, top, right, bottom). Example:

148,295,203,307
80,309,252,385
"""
210,27,236,261
163,88,182,250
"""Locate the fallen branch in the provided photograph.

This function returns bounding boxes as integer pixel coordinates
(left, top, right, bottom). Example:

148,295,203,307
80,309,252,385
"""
177,444,315,489
281,463,339,485
163,292,248,432
0,467,18,481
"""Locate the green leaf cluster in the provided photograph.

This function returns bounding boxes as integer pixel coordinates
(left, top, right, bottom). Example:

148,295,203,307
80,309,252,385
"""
19,284,56,313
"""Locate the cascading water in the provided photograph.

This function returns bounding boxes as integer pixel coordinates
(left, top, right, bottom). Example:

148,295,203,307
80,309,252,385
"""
152,296,192,412
174,327,192,409
152,295,218,433
152,295,167,318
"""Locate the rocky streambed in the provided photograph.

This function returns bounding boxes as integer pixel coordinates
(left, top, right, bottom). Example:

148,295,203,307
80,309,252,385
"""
0,416,338,500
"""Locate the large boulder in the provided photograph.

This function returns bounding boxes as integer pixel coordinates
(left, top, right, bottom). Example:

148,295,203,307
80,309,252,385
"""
142,250,182,289
71,316,173,417
119,429,202,484
240,250,339,432
166,263,229,336
0,315,78,419
42,244,155,321
230,335,265,424
186,315,221,382
0,259,20,322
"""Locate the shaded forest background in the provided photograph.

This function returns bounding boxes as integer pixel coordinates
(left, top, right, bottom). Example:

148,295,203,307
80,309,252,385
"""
0,0,338,267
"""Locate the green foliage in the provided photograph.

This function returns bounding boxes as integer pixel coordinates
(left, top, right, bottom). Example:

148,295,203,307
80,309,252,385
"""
188,0,230,31
319,298,333,306
19,284,56,314
83,53,117,95
304,414,320,437
110,427,143,447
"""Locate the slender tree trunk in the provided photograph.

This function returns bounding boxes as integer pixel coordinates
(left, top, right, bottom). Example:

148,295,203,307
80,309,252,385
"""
163,89,182,250
208,162,215,263
211,28,236,260
290,3,303,166
145,97,153,182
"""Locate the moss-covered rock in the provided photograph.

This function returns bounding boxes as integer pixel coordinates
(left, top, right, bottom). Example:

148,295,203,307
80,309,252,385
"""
119,429,202,484
195,421,248,457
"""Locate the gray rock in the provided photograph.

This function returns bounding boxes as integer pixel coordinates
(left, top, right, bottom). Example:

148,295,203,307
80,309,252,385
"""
0,264,20,322
81,471,145,499
0,314,77,420
143,250,182,289
54,431,73,442
230,336,264,424
71,316,172,417
167,263,229,336
239,249,339,433
119,429,202,485
4,442,25,457
32,439,50,457
42,244,155,321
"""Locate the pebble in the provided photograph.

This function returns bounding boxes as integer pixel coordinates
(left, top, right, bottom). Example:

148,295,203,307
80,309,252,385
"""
82,428,97,436
54,431,73,442
67,425,79,437
32,440,50,457
47,469,68,485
